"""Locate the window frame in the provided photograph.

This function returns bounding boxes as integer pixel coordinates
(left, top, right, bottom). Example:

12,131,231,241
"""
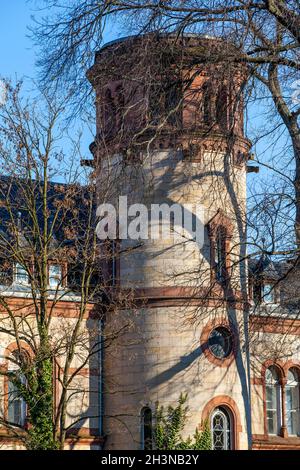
207,210,233,287
285,368,300,437
141,407,153,450
265,366,282,436
208,326,233,360
7,376,27,427
211,406,233,450
216,85,229,131
48,263,63,289
214,226,227,284
5,349,28,428
14,262,30,286
262,282,276,304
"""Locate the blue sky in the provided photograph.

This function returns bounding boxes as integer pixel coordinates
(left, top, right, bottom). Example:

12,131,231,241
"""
1,2,34,78
0,1,294,251
0,1,115,177
0,2,291,185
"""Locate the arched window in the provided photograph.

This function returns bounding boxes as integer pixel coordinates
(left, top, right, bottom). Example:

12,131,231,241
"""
165,80,182,127
286,368,300,436
104,88,116,137
211,407,232,450
216,85,228,130
115,84,125,129
202,82,213,126
265,366,281,435
7,351,27,426
214,227,227,283
141,407,153,450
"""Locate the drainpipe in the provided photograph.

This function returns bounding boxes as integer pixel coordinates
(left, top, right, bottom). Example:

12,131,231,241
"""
98,317,104,448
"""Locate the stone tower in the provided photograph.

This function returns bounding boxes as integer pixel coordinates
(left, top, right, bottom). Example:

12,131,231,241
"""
88,33,252,450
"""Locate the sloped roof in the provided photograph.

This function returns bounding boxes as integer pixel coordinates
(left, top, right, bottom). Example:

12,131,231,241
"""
0,175,94,254
248,255,291,281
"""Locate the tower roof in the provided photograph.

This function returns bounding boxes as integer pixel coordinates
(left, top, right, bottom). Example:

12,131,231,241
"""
98,32,219,53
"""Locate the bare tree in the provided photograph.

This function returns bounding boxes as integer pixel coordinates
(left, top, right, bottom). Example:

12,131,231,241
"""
0,82,135,450
28,2,300,449
31,0,300,246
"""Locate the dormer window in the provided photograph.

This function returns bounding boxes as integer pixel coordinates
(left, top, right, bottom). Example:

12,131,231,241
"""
49,264,62,289
253,281,276,305
262,283,276,304
14,263,29,285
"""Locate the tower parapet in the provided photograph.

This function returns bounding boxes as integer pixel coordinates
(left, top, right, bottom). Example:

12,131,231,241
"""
88,33,251,164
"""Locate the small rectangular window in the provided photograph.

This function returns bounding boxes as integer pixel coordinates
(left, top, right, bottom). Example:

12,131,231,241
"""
49,264,62,289
214,228,227,283
14,263,29,285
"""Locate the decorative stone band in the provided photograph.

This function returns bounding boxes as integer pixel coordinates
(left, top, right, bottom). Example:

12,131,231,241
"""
0,428,104,449
0,297,98,319
113,286,249,309
250,315,300,335
89,131,252,165
252,434,300,450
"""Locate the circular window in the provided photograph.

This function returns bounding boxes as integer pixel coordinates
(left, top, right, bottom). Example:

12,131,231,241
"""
208,327,233,359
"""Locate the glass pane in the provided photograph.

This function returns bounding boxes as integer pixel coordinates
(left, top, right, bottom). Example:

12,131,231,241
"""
213,430,225,450
215,231,225,281
209,327,232,359
266,384,280,435
262,284,275,303
266,385,277,409
266,367,279,384
267,409,277,435
15,263,29,284
287,369,298,385
286,384,300,435
49,264,62,288
8,380,25,426
213,413,225,431
142,408,152,450
212,408,231,450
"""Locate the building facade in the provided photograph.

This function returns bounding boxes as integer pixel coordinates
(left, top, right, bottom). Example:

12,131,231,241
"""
1,33,300,452
88,33,300,451
0,180,102,450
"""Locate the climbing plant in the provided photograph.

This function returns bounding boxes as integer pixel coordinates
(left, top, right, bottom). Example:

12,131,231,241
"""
153,393,212,450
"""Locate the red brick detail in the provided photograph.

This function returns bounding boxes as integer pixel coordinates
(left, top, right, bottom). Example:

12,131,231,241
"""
250,315,300,335
200,317,238,368
119,286,247,310
0,297,97,319
252,435,300,450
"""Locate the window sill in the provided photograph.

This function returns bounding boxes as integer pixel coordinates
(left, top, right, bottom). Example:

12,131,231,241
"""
252,434,300,449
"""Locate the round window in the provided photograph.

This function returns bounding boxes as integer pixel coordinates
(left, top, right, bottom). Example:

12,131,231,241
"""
208,326,233,359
